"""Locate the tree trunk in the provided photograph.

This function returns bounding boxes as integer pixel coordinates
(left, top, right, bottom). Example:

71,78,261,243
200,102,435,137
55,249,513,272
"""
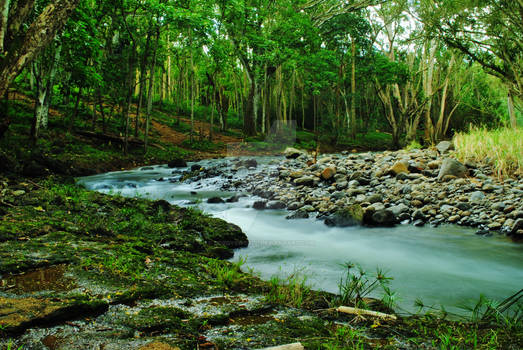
508,90,517,128
31,44,61,140
135,31,151,137
124,42,137,154
144,28,160,152
0,0,10,53
350,39,357,140
0,0,80,137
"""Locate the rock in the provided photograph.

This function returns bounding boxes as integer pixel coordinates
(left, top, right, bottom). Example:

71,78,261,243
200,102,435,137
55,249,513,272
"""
437,158,468,181
427,160,441,170
321,167,336,181
396,173,410,181
288,202,303,210
367,194,382,204
284,147,306,159
510,219,523,235
242,158,258,168
324,205,364,227
369,209,398,226
286,209,310,220
412,209,426,222
267,200,286,209
488,222,502,230
191,164,202,172
389,161,409,176
457,202,472,211
331,191,345,200
226,195,240,203
168,158,187,168
491,202,505,211
207,197,225,204
436,141,454,154
470,191,486,203
295,176,315,186
390,203,409,216
253,201,267,210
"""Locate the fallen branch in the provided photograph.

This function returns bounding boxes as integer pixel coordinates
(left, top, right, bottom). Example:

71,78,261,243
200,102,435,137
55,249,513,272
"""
336,306,397,320
258,343,304,350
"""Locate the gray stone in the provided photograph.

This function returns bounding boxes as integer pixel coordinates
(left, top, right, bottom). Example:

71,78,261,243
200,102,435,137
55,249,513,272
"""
436,141,454,154
367,194,382,203
287,202,303,210
370,209,398,226
437,158,468,181
253,201,267,210
390,203,409,216
324,205,364,227
510,219,523,235
295,176,315,186
286,209,310,220
267,200,286,209
470,191,486,203
284,147,306,159
491,202,505,211
412,209,426,221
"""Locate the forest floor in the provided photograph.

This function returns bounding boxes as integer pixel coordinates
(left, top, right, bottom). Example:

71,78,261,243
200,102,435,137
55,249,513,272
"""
0,94,521,349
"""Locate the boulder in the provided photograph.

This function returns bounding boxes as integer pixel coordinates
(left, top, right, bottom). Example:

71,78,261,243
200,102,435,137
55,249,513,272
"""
267,200,286,209
286,209,310,220
469,191,486,203
324,205,364,227
253,201,267,210
284,147,306,159
370,209,398,226
389,203,409,217
321,167,336,181
389,161,409,176
510,219,523,235
295,176,315,186
190,164,202,172
437,158,468,181
436,141,454,154
168,158,187,168
207,197,225,204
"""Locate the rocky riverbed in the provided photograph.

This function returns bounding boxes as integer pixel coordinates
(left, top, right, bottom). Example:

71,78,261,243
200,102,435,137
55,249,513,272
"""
182,144,523,239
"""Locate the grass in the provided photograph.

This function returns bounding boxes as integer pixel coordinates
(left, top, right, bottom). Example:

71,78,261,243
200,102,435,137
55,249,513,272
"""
266,267,311,308
454,127,523,177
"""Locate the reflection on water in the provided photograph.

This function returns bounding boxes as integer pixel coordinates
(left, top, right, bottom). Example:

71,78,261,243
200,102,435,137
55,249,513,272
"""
78,159,523,314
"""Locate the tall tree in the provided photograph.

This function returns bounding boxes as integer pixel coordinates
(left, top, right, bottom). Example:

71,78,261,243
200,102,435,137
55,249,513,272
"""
0,0,80,137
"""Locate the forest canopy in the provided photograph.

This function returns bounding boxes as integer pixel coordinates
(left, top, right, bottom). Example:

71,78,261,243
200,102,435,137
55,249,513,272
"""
0,0,520,149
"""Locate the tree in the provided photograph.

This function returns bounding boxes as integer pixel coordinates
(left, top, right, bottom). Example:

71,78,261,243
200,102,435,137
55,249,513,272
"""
0,0,81,137
418,0,523,127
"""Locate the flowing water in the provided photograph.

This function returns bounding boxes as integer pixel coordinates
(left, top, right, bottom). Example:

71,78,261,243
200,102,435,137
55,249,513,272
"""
78,157,523,315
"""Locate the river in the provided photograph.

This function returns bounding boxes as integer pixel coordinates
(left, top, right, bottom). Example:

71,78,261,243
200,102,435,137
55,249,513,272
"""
77,157,523,315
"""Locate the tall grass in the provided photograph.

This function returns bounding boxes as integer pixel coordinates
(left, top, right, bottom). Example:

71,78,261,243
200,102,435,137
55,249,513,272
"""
453,127,523,177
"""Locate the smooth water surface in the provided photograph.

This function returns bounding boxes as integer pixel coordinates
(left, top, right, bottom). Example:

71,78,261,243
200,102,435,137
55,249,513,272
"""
78,158,523,314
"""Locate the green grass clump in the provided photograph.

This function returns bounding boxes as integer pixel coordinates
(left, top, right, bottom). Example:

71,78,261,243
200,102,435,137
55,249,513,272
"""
266,268,311,308
454,127,523,177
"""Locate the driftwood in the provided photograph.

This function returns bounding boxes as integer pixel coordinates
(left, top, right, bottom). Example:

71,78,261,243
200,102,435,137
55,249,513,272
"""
258,343,304,350
336,306,397,320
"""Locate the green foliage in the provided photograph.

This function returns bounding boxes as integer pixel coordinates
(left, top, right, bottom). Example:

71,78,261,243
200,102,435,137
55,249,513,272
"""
335,262,394,310
206,257,248,290
266,268,311,308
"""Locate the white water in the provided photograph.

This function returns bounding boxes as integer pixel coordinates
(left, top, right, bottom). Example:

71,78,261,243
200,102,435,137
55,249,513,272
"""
78,158,523,315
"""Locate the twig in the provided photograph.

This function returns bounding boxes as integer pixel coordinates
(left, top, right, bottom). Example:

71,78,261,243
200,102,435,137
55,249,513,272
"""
336,306,397,320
